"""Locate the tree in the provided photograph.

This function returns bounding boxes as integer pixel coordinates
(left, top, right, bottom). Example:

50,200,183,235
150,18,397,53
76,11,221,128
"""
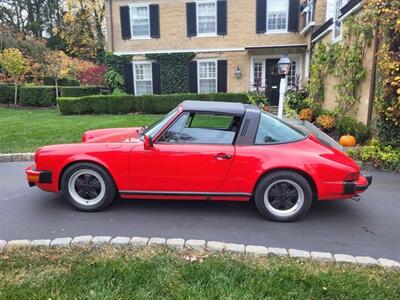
43,50,69,100
54,0,105,61
0,0,63,39
0,48,28,104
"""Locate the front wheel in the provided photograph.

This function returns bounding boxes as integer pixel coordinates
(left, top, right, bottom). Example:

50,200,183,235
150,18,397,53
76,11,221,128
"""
254,171,313,222
61,162,116,211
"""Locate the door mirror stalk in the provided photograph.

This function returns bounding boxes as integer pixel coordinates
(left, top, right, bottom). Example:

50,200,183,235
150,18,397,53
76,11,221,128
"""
144,135,153,150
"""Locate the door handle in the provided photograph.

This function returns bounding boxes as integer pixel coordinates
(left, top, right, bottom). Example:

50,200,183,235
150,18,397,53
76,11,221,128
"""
213,153,232,160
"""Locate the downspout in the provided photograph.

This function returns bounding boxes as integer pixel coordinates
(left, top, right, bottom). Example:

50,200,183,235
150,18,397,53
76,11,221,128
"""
109,0,115,53
367,25,379,124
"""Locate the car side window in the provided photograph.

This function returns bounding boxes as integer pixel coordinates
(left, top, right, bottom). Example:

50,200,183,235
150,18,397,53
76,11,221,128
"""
179,113,241,144
157,114,189,143
255,112,306,144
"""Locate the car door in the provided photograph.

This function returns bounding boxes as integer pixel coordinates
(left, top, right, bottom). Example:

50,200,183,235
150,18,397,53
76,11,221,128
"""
129,112,240,193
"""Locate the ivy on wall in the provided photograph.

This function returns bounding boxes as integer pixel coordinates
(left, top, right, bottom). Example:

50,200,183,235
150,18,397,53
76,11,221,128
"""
307,43,335,107
145,52,195,94
104,51,132,92
307,17,372,117
363,0,400,146
332,17,373,116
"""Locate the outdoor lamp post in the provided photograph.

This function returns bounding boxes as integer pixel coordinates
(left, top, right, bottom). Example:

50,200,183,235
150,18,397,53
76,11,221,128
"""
277,54,291,119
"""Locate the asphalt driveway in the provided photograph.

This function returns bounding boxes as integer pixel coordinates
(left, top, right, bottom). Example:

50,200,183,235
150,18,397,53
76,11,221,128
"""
0,162,399,260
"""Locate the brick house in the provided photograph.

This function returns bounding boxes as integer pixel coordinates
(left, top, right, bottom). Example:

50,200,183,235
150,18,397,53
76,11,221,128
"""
105,0,375,122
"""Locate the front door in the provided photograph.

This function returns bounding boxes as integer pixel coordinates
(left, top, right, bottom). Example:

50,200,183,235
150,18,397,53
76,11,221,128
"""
265,59,281,106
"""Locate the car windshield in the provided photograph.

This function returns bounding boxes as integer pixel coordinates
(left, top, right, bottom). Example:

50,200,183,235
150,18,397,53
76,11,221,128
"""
141,108,178,139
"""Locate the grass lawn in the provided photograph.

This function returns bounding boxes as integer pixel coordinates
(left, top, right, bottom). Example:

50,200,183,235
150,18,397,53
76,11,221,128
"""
0,107,161,153
0,247,399,299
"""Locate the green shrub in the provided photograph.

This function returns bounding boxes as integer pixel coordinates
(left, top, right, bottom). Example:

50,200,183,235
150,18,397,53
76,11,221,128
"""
58,93,249,115
43,77,80,86
285,90,309,113
0,84,16,104
60,86,105,97
377,115,400,148
348,139,400,172
19,86,56,106
337,116,370,144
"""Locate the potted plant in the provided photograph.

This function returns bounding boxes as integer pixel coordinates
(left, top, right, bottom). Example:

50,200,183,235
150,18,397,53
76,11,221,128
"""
248,78,269,111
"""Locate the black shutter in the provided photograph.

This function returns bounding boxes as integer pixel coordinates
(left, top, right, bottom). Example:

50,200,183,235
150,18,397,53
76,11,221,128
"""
188,61,198,93
256,0,266,34
120,6,131,40
217,0,227,35
149,4,160,38
152,62,161,94
123,62,135,94
186,2,197,37
217,60,227,93
288,0,300,32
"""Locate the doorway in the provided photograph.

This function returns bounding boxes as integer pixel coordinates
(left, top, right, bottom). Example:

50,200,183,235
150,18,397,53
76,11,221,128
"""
265,59,281,106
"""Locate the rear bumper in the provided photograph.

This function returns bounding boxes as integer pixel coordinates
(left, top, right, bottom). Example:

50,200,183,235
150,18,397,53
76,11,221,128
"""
343,174,372,194
25,164,52,186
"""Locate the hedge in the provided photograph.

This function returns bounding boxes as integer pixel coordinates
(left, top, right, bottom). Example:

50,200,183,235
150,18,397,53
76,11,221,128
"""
16,86,104,107
19,86,57,106
43,77,80,86
0,84,16,104
57,93,250,115
60,86,106,97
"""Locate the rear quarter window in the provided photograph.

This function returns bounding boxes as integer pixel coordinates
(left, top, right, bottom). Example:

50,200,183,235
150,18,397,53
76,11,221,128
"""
255,112,306,144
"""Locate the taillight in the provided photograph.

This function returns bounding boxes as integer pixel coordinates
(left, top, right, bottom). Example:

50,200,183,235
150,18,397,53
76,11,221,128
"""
344,172,360,181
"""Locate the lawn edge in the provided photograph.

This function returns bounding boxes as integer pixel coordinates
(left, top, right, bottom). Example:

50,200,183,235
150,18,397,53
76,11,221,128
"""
1,236,399,269
0,153,34,163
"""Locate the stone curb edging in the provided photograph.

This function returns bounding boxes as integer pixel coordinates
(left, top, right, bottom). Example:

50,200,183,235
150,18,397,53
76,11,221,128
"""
0,153,34,163
0,236,399,269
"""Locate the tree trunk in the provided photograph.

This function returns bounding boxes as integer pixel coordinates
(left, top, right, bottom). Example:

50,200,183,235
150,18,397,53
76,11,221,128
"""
14,81,18,105
55,80,59,107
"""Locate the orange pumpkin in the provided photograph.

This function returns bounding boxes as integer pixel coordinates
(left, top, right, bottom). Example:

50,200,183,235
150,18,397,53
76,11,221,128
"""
339,135,357,147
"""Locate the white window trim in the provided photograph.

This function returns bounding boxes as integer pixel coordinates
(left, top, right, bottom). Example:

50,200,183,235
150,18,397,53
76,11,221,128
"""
196,59,218,94
301,0,315,32
132,61,153,96
249,54,303,91
196,0,218,37
265,0,289,34
331,0,346,43
129,3,151,40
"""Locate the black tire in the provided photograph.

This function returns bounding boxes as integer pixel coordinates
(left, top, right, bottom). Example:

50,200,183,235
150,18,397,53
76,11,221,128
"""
254,171,313,222
60,162,116,211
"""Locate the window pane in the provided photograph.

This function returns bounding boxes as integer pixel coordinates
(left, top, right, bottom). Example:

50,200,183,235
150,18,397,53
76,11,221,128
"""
267,0,288,31
255,112,306,144
179,128,236,144
198,2,216,34
198,61,217,93
158,114,188,143
135,63,152,80
253,62,263,87
131,6,149,36
136,81,152,95
190,114,234,129
287,61,297,87
199,79,216,93
134,63,152,95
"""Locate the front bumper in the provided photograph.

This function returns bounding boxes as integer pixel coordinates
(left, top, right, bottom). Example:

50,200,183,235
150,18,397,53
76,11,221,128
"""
343,174,372,194
25,164,52,186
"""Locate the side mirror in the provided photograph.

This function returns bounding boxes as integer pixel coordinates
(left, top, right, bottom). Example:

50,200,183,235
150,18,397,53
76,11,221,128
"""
143,135,153,150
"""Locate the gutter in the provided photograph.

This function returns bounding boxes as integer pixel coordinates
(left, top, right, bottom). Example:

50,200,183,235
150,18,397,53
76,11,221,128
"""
367,26,379,123
109,0,115,52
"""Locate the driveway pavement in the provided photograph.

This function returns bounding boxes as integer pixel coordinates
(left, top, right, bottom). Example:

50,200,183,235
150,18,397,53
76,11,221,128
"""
0,162,399,260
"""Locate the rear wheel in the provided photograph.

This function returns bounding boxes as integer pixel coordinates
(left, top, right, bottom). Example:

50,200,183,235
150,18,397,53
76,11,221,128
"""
61,162,116,211
254,171,312,222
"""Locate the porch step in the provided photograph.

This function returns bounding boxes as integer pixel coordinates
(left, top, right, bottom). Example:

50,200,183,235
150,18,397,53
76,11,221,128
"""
267,106,279,115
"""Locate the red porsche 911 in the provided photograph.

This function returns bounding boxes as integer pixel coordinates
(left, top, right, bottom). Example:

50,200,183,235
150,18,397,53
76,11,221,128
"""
26,101,371,222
